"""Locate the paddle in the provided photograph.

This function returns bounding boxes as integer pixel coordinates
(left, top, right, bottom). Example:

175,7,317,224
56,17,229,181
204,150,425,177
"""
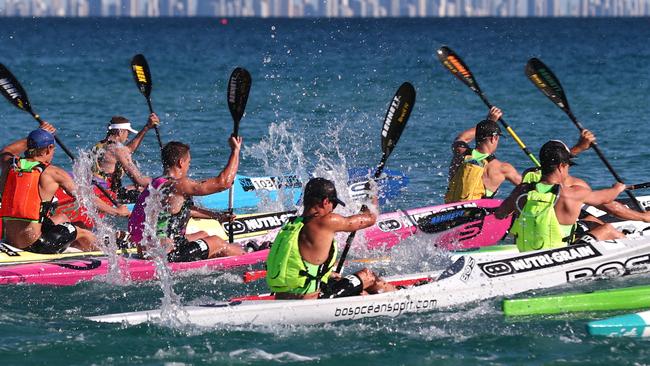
437,46,541,167
130,54,163,150
335,82,416,274
226,67,252,244
525,58,644,212
0,63,119,207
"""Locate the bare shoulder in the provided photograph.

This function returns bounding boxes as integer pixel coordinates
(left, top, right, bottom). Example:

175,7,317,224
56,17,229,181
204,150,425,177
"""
562,182,591,199
566,175,589,188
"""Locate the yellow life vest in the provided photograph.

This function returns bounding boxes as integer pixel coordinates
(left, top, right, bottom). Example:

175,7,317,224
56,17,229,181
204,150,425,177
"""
445,149,494,203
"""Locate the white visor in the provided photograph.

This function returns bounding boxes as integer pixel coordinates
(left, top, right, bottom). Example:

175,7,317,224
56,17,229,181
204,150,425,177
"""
108,122,138,134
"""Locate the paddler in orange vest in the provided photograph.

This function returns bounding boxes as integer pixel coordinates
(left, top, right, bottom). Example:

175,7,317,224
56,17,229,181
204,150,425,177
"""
0,126,128,253
445,107,521,203
92,114,159,203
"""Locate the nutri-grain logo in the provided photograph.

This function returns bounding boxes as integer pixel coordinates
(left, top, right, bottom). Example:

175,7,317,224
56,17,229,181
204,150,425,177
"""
479,243,602,278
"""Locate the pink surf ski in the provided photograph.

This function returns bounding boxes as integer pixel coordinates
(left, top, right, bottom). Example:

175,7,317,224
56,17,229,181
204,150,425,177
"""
0,250,268,286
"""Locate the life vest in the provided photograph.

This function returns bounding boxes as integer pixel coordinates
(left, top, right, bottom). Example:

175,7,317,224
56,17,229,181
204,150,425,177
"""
266,216,337,293
445,149,495,203
510,183,575,252
129,177,192,246
0,158,52,223
92,140,125,192
521,168,542,184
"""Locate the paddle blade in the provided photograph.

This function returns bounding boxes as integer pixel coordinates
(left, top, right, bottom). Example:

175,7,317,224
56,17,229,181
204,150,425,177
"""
381,82,415,158
417,207,488,234
525,58,570,112
0,63,33,114
131,54,153,99
227,67,252,132
437,46,481,94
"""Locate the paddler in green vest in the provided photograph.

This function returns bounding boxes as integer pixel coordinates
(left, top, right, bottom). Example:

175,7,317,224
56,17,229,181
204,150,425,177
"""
445,107,521,203
496,140,627,252
519,130,650,238
92,114,159,203
266,177,396,300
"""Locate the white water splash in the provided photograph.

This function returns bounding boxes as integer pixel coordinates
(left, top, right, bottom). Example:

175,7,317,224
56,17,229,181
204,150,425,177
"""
138,184,187,326
243,121,309,213
72,149,123,283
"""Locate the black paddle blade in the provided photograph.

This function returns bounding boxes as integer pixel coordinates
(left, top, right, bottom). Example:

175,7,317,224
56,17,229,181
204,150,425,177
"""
0,63,33,114
131,54,153,99
227,67,252,132
525,58,570,112
417,207,488,234
436,46,481,94
381,82,415,158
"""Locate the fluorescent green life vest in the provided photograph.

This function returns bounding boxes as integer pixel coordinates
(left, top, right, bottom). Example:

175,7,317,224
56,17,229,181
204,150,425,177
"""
265,217,337,294
511,183,575,252
445,149,495,203
521,168,542,184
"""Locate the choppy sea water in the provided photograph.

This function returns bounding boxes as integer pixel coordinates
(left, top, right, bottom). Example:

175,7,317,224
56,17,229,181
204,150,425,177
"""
1,17,650,365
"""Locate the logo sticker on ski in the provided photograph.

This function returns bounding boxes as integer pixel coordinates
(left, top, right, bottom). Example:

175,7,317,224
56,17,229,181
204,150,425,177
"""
479,243,602,277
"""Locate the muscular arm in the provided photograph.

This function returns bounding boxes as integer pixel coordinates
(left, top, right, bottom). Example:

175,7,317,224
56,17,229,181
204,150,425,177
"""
322,211,378,233
597,200,650,222
125,127,150,153
126,113,159,153
0,139,28,193
500,162,522,185
174,141,241,197
114,146,152,187
579,183,626,207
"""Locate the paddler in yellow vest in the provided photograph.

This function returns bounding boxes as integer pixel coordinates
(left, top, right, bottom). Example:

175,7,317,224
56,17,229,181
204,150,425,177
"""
496,140,627,252
266,177,396,300
0,126,128,253
92,114,159,203
445,107,521,203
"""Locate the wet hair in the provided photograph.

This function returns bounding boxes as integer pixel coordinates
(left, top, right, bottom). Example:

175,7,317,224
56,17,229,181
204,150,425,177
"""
161,141,190,169
24,146,50,158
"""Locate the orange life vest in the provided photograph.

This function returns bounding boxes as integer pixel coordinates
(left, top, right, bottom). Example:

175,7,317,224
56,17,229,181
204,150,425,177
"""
0,158,51,222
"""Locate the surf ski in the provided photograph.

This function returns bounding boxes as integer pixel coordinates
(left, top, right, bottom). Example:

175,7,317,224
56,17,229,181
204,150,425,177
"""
89,234,650,326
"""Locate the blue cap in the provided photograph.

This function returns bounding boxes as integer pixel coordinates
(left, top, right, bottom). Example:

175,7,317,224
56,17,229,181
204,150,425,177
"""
27,129,55,149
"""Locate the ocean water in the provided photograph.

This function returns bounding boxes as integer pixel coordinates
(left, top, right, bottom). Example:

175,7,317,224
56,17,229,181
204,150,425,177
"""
1,17,650,365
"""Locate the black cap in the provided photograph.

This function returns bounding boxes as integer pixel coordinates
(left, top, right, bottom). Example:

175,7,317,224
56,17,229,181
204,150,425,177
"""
475,120,503,141
304,178,346,207
540,140,577,167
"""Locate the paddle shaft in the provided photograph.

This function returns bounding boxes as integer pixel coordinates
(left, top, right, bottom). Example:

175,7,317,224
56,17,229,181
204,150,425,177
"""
227,119,241,244
30,113,119,207
144,99,163,150
564,110,644,211
475,92,541,168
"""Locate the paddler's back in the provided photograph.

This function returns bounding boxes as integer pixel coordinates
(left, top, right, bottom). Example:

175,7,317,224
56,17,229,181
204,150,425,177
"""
297,213,338,266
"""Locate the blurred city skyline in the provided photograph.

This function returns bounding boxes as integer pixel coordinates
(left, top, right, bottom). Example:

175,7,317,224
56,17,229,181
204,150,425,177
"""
2,0,649,17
